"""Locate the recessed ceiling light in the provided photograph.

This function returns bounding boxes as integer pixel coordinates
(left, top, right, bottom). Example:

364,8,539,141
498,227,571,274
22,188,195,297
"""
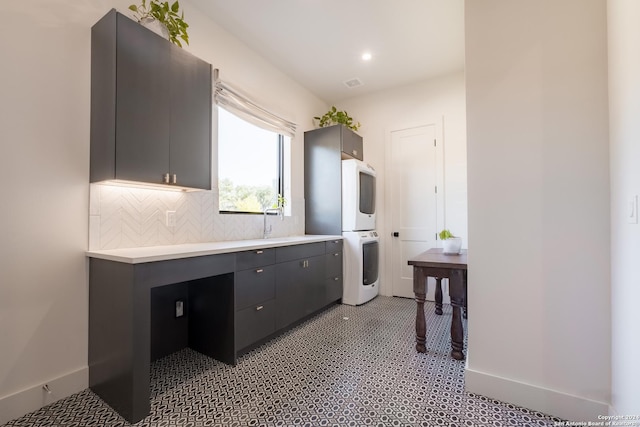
361,52,372,61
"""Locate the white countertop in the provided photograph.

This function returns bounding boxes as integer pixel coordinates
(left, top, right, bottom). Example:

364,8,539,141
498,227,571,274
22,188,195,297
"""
86,235,343,264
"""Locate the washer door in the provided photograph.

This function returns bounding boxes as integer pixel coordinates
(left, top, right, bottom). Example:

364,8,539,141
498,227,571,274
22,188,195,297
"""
362,241,379,285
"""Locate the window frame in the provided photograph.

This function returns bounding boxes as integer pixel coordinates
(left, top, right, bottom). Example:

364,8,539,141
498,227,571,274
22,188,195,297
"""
217,109,285,215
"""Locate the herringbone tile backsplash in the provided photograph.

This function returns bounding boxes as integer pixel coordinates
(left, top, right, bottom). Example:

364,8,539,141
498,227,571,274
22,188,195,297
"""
88,184,303,250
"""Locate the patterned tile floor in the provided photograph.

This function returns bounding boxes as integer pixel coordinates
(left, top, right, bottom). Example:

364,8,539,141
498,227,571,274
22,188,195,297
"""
2,296,563,427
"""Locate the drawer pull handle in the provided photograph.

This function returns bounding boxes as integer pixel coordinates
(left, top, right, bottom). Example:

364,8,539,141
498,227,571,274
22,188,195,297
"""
256,250,264,254
334,277,340,281
333,253,340,256
333,240,340,244
256,305,264,311
256,269,264,273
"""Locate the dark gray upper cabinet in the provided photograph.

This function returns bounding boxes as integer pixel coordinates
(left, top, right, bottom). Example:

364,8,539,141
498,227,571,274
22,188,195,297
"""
304,125,363,235
90,9,211,190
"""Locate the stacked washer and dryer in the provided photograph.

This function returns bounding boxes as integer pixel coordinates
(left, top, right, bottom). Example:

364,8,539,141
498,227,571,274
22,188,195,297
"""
340,159,380,306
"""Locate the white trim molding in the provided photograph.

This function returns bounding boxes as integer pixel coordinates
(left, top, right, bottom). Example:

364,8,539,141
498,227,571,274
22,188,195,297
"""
0,367,88,425
465,367,610,422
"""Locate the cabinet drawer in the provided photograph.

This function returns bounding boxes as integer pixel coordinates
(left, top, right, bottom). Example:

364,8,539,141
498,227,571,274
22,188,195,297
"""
325,239,343,254
276,242,325,263
235,265,276,310
326,276,343,304
235,299,276,351
236,248,276,270
325,252,342,279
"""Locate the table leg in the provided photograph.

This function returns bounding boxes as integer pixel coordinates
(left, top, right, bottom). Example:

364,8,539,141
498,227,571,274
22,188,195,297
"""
463,275,468,319
434,277,443,315
449,269,465,360
413,267,427,353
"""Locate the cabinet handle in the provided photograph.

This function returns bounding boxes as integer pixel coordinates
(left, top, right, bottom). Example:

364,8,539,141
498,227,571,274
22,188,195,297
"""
333,240,340,244
256,250,264,254
256,269,264,273
334,277,340,281
256,305,264,311
172,174,177,184
333,252,340,257
352,149,358,156
301,260,309,268
163,173,170,184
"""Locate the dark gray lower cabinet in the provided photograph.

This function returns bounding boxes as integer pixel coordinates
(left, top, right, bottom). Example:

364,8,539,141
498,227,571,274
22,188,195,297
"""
89,239,342,424
236,299,276,350
234,252,276,352
325,251,343,305
275,256,324,329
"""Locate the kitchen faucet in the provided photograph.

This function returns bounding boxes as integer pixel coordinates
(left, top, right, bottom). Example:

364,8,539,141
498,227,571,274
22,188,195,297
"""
263,207,283,239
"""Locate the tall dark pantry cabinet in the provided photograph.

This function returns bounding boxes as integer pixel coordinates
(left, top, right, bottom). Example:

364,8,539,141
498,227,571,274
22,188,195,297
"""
304,124,364,235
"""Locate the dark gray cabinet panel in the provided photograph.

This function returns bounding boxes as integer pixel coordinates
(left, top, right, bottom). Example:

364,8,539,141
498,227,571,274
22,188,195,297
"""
275,254,324,329
341,127,363,160
115,13,171,185
275,242,325,263
325,277,343,305
325,251,342,279
235,299,276,351
236,248,276,270
325,251,343,305
235,266,276,311
169,46,212,189
91,9,211,190
304,125,363,235
325,239,343,254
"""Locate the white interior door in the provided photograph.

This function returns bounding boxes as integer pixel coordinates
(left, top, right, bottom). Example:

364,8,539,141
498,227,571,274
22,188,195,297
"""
390,124,444,300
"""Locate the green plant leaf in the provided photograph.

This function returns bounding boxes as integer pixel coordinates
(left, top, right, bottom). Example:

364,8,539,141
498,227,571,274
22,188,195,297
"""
128,5,139,12
171,0,180,13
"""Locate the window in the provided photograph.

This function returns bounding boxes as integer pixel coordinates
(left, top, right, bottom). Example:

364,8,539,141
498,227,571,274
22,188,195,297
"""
217,107,286,214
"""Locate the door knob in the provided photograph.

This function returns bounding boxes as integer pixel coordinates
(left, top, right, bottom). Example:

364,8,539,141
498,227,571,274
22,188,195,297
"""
393,232,399,237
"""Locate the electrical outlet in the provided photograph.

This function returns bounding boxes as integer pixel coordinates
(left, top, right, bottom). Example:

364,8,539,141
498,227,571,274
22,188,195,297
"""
166,211,176,227
175,300,184,318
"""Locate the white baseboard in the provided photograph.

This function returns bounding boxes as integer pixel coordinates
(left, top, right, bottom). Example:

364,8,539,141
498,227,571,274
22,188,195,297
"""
465,367,610,422
0,367,88,425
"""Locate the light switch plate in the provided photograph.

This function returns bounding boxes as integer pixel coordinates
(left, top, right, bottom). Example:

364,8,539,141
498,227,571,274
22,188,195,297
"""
628,196,638,224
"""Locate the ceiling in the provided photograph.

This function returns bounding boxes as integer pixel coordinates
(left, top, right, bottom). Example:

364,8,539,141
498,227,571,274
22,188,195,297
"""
189,0,465,104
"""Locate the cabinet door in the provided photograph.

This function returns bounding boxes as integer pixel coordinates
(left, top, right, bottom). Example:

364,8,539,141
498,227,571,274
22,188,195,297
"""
235,299,276,351
275,259,305,329
169,48,212,189
303,255,325,315
115,15,171,184
341,126,363,160
275,255,324,329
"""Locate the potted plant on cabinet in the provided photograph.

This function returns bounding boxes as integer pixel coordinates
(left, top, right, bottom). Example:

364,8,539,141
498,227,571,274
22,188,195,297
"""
314,106,361,132
439,229,462,255
129,0,189,47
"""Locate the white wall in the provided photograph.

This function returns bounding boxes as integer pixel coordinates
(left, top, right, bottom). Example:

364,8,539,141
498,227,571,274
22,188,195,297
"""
464,0,611,421
337,71,467,296
607,0,640,417
0,0,326,423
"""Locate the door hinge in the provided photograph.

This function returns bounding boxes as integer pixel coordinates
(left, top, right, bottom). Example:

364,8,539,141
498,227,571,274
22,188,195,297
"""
435,186,438,194
434,139,436,147
435,233,438,240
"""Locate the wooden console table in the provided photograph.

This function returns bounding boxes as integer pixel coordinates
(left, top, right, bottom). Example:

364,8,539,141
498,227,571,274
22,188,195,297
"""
408,248,467,360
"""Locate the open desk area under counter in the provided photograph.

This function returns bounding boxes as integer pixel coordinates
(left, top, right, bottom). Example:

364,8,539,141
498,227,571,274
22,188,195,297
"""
86,235,343,423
